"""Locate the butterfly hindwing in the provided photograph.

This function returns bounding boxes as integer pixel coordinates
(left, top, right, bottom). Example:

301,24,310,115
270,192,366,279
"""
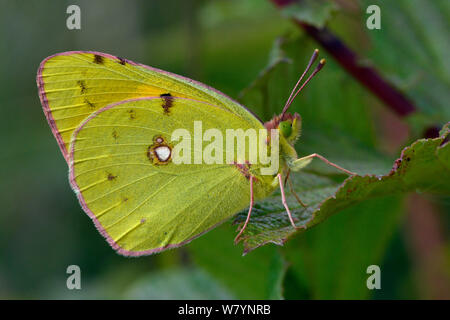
69,97,272,256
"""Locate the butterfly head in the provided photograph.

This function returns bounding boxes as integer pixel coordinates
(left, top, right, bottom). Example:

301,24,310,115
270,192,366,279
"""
279,113,302,143
264,112,302,146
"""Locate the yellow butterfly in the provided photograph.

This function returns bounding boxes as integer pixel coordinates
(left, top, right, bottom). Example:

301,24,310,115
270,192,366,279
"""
37,50,353,256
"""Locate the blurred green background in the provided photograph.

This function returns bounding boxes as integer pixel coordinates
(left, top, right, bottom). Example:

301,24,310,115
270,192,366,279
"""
0,0,448,299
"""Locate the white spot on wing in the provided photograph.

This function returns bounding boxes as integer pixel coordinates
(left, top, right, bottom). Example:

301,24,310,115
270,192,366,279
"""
155,146,171,161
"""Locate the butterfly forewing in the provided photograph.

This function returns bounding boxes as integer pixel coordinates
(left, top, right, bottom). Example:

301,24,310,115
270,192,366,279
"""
37,51,262,161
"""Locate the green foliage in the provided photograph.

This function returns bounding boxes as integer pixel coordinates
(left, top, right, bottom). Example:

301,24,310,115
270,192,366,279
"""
360,0,450,131
281,0,338,28
283,195,404,299
235,123,450,253
125,268,234,299
265,251,288,299
188,225,287,299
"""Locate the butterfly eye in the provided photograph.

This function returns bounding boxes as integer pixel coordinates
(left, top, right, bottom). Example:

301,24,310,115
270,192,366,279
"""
279,121,292,137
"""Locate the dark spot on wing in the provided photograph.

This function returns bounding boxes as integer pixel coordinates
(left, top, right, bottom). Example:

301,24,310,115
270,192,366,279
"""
112,130,119,140
77,80,87,94
128,109,136,119
147,135,172,165
117,57,127,65
84,98,95,109
93,54,104,64
160,93,173,114
107,173,117,181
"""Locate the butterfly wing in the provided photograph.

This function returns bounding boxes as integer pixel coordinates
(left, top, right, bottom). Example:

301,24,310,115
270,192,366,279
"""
37,51,262,162
69,97,272,256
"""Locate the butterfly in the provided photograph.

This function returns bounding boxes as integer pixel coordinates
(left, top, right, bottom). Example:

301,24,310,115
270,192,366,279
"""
37,49,354,256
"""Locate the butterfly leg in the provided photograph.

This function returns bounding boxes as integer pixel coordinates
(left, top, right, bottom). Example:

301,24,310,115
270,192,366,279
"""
278,174,302,230
291,153,356,176
234,175,254,244
287,176,308,208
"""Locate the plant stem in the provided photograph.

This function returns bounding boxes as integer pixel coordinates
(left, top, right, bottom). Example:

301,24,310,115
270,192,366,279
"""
270,0,416,117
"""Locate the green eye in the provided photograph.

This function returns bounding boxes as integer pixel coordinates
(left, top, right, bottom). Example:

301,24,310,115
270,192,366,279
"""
279,121,292,137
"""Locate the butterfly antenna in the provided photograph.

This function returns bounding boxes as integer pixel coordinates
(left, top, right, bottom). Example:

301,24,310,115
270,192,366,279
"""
284,49,319,109
280,49,325,118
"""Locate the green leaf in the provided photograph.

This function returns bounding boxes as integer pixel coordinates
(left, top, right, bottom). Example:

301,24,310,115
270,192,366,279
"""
360,0,450,126
188,224,286,299
283,195,404,299
235,123,450,254
124,267,234,299
281,0,338,28
266,250,288,299
238,36,292,120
